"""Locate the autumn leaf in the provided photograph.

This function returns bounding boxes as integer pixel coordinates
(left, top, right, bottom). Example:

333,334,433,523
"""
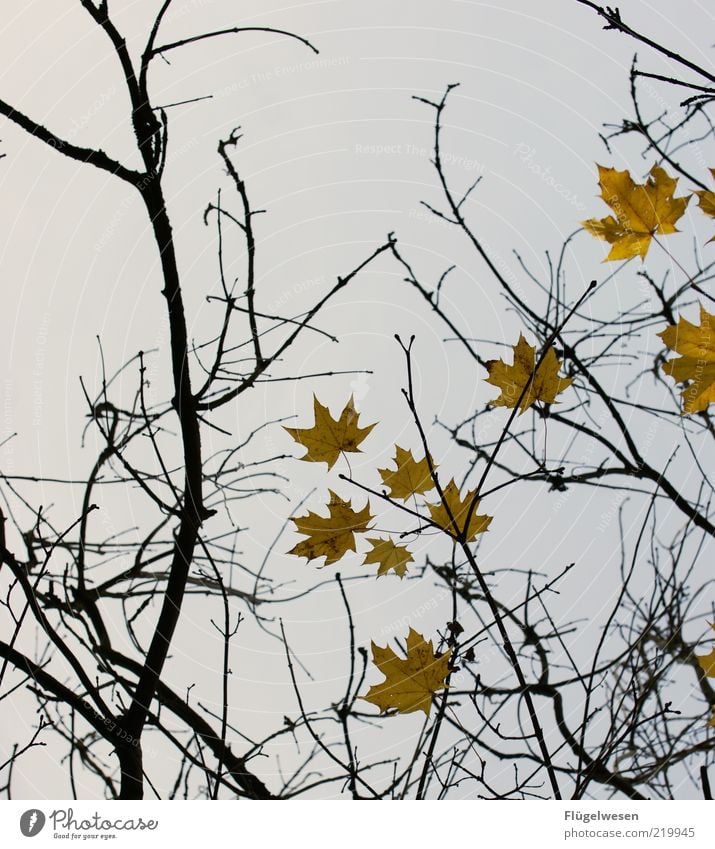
378,446,436,501
697,625,715,726
485,334,572,414
696,623,715,679
658,304,715,413
288,491,372,566
362,628,451,716
691,623,715,726
284,395,375,469
698,647,715,679
695,168,715,242
581,163,689,261
363,537,414,578
428,479,491,542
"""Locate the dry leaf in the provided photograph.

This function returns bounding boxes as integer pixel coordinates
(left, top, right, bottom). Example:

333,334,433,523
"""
582,163,689,261
697,623,715,678
485,334,572,414
284,395,375,469
363,537,414,578
378,446,436,501
698,647,715,679
288,491,372,566
362,628,451,716
428,479,491,542
658,304,715,413
696,624,715,727
695,168,715,242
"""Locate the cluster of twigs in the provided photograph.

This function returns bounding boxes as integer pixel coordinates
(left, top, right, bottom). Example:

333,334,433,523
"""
0,0,392,800
275,3,715,799
0,0,713,800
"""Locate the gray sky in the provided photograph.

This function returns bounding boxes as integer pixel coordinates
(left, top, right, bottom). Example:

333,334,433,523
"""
0,0,713,799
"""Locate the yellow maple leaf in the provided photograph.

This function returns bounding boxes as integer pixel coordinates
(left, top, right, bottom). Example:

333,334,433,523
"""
288,491,372,566
582,163,689,261
695,168,715,243
284,395,375,470
697,622,715,679
698,647,715,678
485,334,572,414
658,304,715,413
363,537,414,578
378,446,436,501
428,479,491,542
362,628,451,716
697,626,715,727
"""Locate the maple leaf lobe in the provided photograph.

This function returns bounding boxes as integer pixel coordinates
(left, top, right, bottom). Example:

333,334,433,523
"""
696,622,715,680
695,167,715,243
658,304,715,413
697,647,715,679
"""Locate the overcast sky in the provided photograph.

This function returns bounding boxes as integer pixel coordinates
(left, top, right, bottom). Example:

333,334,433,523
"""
0,0,713,799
